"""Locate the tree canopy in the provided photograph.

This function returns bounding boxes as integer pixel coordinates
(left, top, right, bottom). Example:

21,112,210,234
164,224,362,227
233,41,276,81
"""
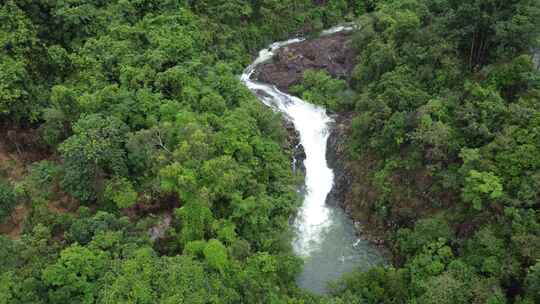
1,0,540,303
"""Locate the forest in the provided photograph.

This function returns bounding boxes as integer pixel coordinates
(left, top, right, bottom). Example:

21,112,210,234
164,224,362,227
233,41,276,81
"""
1,0,540,303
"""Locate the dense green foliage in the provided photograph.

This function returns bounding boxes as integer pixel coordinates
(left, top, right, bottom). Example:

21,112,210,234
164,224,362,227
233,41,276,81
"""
2,0,540,303
0,1,360,303
315,0,540,303
290,69,351,110
0,181,17,222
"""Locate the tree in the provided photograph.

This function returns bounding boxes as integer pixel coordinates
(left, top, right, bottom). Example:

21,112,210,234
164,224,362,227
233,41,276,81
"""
189,0,252,25
397,217,452,259
290,69,349,111
463,227,507,276
329,267,408,304
104,177,138,209
524,261,540,303
0,236,19,273
0,271,15,304
457,82,507,146
203,239,228,273
175,202,214,246
0,181,17,222
66,210,130,245
99,248,157,304
417,273,468,304
462,170,504,210
21,161,60,205
160,162,199,201
0,1,43,122
59,114,128,202
441,0,540,69
42,244,109,304
157,255,232,304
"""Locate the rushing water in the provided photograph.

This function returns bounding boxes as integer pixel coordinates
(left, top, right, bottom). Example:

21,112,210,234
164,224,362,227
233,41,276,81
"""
241,27,384,294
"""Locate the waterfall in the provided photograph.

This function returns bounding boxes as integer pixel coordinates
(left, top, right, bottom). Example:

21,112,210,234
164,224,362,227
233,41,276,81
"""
240,26,383,294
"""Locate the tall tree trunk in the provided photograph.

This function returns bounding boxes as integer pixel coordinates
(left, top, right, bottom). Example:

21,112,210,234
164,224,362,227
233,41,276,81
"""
469,31,477,70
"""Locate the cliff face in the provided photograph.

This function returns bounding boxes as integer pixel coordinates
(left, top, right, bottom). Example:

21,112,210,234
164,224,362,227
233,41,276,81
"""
253,32,357,92
325,113,386,245
325,112,354,209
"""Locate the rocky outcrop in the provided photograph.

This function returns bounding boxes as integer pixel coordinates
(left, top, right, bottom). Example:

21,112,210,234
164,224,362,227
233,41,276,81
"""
253,32,357,92
283,119,306,174
326,112,354,209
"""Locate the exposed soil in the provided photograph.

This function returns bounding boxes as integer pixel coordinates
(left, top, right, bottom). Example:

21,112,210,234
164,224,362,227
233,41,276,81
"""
0,128,66,238
122,194,180,219
0,139,29,238
0,205,28,238
47,194,80,215
0,142,27,181
253,32,357,92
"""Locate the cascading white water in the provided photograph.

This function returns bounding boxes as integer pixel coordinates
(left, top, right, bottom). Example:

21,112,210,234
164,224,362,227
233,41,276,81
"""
241,26,383,294
241,41,334,256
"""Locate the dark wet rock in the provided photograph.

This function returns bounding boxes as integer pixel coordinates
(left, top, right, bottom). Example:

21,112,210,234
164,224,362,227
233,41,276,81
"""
327,123,389,250
253,32,357,92
283,119,306,174
326,112,354,209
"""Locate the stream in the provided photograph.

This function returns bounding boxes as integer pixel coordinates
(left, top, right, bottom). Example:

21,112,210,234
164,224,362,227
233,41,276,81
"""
240,26,384,294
